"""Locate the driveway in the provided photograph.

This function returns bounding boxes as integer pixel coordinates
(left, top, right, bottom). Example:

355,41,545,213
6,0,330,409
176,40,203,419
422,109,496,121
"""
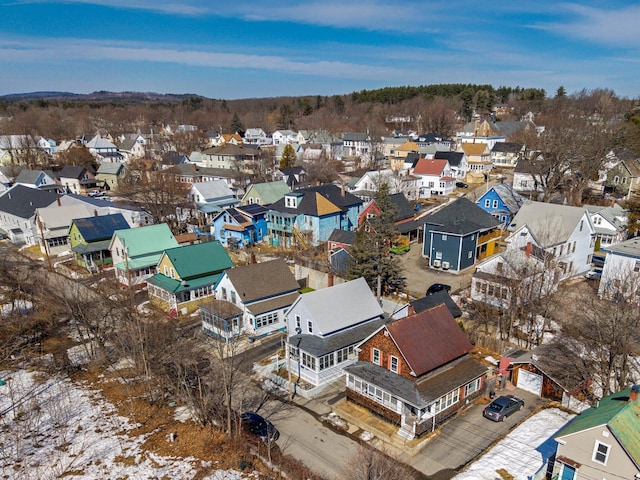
404,386,549,478
397,243,474,299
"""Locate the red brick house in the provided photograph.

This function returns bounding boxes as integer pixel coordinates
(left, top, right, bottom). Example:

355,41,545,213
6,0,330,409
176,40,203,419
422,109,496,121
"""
344,304,488,440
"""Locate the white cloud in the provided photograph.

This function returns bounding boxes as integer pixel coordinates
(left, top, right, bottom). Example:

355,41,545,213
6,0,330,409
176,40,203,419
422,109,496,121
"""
534,3,640,48
0,36,404,80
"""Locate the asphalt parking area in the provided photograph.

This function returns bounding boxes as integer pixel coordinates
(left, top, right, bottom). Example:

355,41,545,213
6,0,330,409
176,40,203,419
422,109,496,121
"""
407,386,549,478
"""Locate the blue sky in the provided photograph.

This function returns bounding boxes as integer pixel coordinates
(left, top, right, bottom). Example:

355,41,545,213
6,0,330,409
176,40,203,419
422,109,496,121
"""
1,1,639,99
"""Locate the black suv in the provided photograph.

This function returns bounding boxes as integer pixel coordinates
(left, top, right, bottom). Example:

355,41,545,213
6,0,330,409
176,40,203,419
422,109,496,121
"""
455,181,468,188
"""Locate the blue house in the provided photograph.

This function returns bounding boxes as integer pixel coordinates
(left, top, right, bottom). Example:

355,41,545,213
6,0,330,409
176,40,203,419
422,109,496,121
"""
476,183,526,227
211,203,269,248
422,198,502,272
268,184,363,248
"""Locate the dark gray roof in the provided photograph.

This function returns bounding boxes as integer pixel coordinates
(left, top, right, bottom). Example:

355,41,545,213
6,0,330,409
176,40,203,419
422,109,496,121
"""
510,342,590,392
411,291,462,318
0,184,61,218
289,317,388,357
434,151,464,167
345,356,487,408
491,142,523,153
59,165,94,179
270,184,362,216
395,219,421,234
388,193,414,221
72,213,130,242
425,197,501,235
328,228,356,245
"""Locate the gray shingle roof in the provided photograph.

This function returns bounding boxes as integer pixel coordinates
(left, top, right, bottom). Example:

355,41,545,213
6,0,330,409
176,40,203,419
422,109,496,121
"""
290,317,388,357
491,183,526,214
507,200,589,247
425,198,501,235
291,277,384,336
225,258,300,303
0,184,61,218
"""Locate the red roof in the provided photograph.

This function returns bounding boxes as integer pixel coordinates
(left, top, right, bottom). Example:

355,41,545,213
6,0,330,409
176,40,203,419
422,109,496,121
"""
387,304,472,376
413,159,447,175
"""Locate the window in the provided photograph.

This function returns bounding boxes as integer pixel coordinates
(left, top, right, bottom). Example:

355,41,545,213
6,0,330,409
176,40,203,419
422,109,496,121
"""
221,287,227,300
465,378,481,396
337,346,354,363
230,290,236,304
442,234,447,240
389,356,399,373
635,261,640,273
307,320,313,334
164,265,169,276
433,389,460,413
496,262,503,273
435,251,443,260
256,311,279,329
295,314,301,330
580,220,584,232
170,268,175,279
319,353,335,371
468,250,473,259
613,175,619,184
301,352,316,370
484,199,491,208
372,348,381,365
492,200,498,208
592,440,610,465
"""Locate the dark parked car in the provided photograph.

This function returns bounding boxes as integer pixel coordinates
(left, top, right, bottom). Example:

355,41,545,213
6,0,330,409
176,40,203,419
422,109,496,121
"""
426,283,451,296
455,181,468,188
483,395,525,422
240,412,280,442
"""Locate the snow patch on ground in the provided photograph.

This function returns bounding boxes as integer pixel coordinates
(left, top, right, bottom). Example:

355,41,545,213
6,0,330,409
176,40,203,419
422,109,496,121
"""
359,431,374,442
453,408,574,480
0,369,253,480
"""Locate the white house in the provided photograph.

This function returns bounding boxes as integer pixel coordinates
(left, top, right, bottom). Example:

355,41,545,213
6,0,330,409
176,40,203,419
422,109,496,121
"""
411,158,455,198
506,201,596,279
598,237,640,301
243,128,271,146
272,130,298,145
284,277,386,393
583,203,628,248
206,259,300,340
188,180,239,219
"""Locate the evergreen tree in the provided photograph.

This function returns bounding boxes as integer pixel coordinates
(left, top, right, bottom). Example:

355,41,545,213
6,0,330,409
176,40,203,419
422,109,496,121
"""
347,183,406,295
230,112,244,134
279,143,297,168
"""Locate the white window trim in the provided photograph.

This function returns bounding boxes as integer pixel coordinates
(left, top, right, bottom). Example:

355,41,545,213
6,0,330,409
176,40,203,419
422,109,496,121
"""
592,440,610,465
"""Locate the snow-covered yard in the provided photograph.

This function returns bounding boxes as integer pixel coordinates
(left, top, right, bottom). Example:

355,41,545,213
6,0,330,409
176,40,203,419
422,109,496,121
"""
0,369,254,480
453,408,575,480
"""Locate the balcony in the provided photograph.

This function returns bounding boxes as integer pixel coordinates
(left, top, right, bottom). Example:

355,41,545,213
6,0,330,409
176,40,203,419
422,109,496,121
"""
477,228,502,245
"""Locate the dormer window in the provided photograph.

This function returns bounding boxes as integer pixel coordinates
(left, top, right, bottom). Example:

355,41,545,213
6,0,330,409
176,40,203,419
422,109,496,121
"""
285,193,303,209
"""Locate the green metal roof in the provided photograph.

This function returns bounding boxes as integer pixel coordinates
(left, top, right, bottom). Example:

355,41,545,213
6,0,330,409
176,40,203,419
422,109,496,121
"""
113,223,178,257
162,240,233,279
113,253,163,271
147,272,223,293
245,181,290,205
556,387,640,465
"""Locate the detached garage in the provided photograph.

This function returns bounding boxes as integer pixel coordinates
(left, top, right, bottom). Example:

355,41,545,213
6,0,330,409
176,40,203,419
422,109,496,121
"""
515,367,543,396
507,343,592,411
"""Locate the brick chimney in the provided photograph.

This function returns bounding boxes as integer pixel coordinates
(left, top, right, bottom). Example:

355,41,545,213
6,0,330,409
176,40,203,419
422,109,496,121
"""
407,304,415,316
56,197,61,207
525,242,532,257
630,385,639,403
